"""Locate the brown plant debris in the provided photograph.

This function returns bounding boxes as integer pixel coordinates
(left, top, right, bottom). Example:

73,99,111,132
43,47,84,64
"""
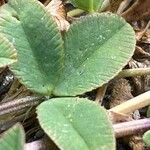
129,59,150,95
122,0,150,22
108,78,144,149
0,0,4,6
46,0,70,31
133,46,150,60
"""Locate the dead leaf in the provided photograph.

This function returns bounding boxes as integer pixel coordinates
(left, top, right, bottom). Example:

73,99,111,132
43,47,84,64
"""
133,46,150,60
46,0,70,31
108,78,133,108
122,0,150,22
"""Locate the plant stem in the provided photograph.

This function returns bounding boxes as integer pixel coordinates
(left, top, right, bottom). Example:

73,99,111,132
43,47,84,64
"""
67,9,85,17
89,0,94,13
110,90,150,114
118,68,150,78
114,118,150,138
0,96,44,116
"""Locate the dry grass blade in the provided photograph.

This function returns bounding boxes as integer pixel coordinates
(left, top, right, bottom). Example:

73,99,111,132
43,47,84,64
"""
95,84,107,104
110,90,150,114
136,21,150,41
117,0,132,14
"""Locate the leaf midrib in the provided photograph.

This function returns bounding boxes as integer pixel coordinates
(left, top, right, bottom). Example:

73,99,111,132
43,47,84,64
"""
41,104,91,150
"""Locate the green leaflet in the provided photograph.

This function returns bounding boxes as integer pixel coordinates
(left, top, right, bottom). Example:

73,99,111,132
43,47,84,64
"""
70,0,104,12
143,130,150,146
37,98,115,150
0,123,25,150
147,106,150,117
0,35,17,67
0,0,135,96
53,13,136,96
0,0,64,95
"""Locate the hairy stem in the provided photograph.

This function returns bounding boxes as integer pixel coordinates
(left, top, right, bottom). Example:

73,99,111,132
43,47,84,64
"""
0,96,44,116
89,0,94,12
